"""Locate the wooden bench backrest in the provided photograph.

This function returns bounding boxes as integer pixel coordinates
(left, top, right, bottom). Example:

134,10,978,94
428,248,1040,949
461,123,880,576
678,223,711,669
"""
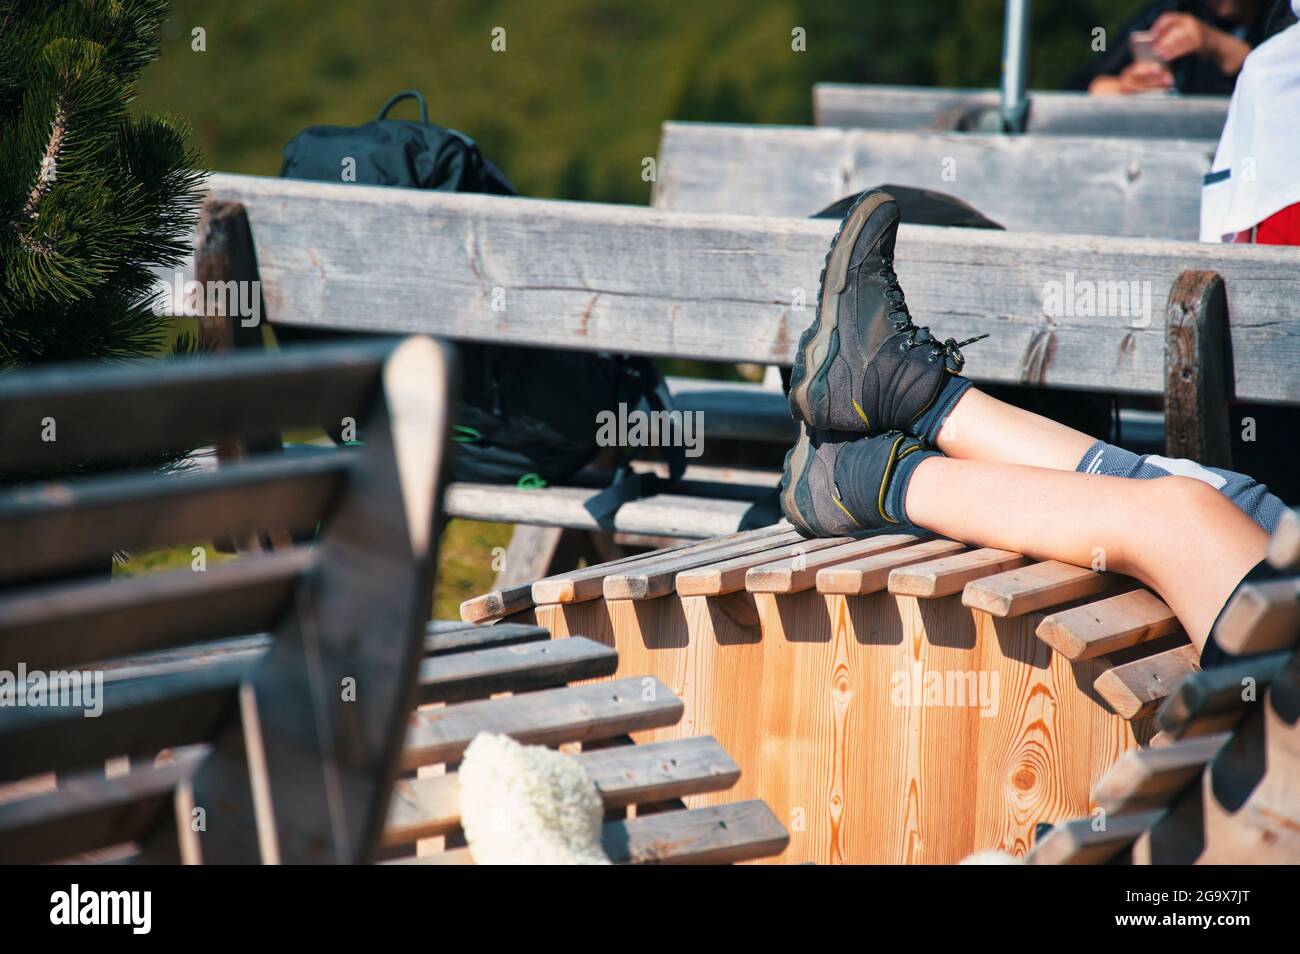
0,337,454,864
652,122,1214,239
191,173,1300,409
812,84,1229,140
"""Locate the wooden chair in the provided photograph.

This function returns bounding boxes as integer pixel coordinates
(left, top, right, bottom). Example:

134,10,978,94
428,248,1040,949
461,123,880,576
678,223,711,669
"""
0,338,788,864
0,337,454,863
1027,507,1300,864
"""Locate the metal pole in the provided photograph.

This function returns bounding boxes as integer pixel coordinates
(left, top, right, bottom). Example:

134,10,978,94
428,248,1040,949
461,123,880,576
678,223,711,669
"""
1000,0,1031,133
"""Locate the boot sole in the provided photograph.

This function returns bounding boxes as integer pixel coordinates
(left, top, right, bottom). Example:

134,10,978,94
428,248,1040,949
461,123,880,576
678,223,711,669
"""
789,189,893,430
780,431,834,538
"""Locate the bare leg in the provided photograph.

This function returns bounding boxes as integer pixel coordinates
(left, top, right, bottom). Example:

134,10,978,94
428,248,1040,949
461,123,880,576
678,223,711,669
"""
905,456,1269,648
934,387,1096,471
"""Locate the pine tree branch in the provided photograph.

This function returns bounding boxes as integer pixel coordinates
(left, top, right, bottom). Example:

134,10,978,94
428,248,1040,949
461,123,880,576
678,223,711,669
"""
16,99,66,254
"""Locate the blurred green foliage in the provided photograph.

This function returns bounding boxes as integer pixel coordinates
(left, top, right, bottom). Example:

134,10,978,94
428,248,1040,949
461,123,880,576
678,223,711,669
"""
137,0,1136,203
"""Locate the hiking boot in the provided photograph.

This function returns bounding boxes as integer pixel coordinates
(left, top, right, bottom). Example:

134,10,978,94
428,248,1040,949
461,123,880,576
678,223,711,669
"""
788,188,985,435
780,425,934,538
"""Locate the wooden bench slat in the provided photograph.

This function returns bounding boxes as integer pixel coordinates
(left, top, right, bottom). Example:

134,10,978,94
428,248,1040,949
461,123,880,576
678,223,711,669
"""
402,677,683,770
446,482,757,539
1036,588,1180,660
0,656,253,782
1093,643,1200,720
1212,577,1300,657
414,637,618,704
1026,811,1164,865
0,548,311,672
383,735,739,845
655,122,1211,238
813,538,965,595
887,548,1027,599
534,523,791,605
812,83,1229,140
0,340,389,473
601,527,805,601
204,173,1300,405
1090,733,1228,815
675,534,854,597
423,621,551,655
0,754,200,864
390,799,788,865
459,584,535,624
1156,650,1291,739
744,533,919,594
0,454,346,584
961,560,1114,618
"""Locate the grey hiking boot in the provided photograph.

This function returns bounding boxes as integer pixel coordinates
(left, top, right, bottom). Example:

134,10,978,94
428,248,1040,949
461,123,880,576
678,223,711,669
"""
788,188,985,435
780,425,933,538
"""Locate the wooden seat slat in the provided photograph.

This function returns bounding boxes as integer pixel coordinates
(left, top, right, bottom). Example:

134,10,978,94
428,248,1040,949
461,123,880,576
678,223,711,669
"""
402,677,684,770
961,560,1115,618
0,454,347,585
1156,651,1291,739
1090,733,1228,815
1093,643,1200,720
1036,588,1180,661
887,547,1027,599
814,538,966,595
383,735,739,845
414,636,618,704
390,799,788,865
0,548,311,671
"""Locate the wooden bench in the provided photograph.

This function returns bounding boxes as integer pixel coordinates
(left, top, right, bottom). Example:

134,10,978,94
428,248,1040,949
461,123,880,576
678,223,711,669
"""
1028,507,1300,864
813,84,1229,140
0,339,786,864
180,171,1298,590
457,519,1263,862
654,122,1214,239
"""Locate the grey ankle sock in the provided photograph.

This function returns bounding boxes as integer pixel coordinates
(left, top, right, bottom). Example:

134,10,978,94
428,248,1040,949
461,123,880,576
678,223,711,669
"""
836,437,938,526
913,374,973,444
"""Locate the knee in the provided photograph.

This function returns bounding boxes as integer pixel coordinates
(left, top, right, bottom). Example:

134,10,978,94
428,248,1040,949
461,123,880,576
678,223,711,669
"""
1150,474,1229,514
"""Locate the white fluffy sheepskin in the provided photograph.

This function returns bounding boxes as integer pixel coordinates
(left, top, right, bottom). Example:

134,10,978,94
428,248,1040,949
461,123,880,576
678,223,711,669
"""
457,732,610,865
959,849,1025,865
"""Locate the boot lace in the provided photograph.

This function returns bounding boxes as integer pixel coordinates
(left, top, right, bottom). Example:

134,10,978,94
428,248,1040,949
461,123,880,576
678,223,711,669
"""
881,258,988,373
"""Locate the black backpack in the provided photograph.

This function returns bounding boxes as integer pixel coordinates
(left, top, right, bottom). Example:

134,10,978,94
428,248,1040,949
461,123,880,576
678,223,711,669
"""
280,91,680,511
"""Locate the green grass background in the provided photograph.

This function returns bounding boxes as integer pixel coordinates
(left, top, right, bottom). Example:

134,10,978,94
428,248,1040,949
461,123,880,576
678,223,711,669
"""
125,0,1136,617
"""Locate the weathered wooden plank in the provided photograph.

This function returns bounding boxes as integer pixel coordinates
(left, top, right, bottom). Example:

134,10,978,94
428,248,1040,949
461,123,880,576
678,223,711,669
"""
1212,577,1300,656
414,637,618,704
961,560,1113,618
602,527,807,600
0,754,201,864
1090,733,1227,815
676,535,856,597
744,533,918,594
392,800,788,865
0,337,387,473
812,83,1229,140
1094,643,1200,720
203,173,1300,403
887,548,1027,599
383,735,740,844
0,454,346,584
1036,588,1181,660
402,677,683,769
666,376,796,444
654,123,1211,238
423,621,550,656
0,548,310,672
458,584,534,624
1026,811,1163,865
814,538,966,595
1156,650,1290,739
532,523,791,605
445,482,755,538
1163,271,1232,467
